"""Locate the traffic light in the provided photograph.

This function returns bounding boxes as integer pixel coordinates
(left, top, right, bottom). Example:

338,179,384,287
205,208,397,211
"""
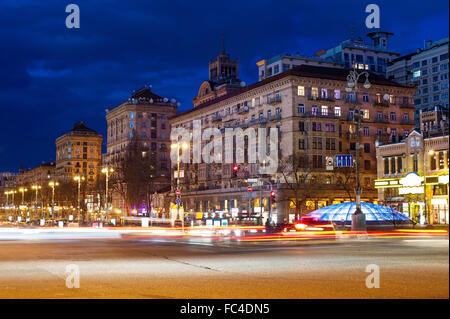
232,164,240,177
270,190,276,203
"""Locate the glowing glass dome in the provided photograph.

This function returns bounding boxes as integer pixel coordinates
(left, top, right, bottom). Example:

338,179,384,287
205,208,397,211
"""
305,202,411,225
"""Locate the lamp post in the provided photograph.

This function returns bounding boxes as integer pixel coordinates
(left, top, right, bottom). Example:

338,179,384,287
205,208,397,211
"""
73,176,85,223
171,142,189,231
18,188,27,205
4,191,9,212
423,149,434,225
101,167,114,221
10,190,16,218
31,185,41,220
345,67,371,231
48,181,59,220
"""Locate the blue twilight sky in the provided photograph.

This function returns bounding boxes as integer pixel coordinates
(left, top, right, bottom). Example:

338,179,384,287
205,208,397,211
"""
0,0,448,172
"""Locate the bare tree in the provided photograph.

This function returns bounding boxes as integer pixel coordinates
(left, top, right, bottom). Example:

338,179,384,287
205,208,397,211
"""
334,167,356,202
110,134,158,214
277,154,315,218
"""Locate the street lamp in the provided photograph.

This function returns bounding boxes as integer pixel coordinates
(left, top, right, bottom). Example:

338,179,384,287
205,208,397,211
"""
31,185,41,220
48,181,59,220
18,188,27,205
423,149,434,225
171,142,189,231
74,176,85,223
346,67,371,231
101,167,114,218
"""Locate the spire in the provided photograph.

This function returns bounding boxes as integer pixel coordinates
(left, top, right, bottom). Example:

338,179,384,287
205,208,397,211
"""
350,23,354,41
221,33,225,54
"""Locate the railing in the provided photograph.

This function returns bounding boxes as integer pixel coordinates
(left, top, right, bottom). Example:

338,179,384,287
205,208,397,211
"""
399,103,414,109
374,117,389,124
268,114,282,121
267,96,282,104
248,117,268,126
346,132,358,140
238,106,249,114
299,111,340,119
373,101,389,107
307,95,335,102
211,114,222,122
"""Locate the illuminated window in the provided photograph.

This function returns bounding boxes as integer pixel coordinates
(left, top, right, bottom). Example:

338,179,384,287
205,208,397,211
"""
334,106,341,117
297,86,305,96
334,89,340,99
363,109,370,119
413,70,421,78
321,105,328,116
311,87,318,98
130,112,135,119
389,95,395,104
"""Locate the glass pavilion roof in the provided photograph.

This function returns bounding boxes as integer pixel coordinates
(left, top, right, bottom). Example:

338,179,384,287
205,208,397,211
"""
305,202,411,223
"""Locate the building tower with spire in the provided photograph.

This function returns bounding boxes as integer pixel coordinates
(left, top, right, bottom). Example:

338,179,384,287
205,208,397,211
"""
193,35,242,107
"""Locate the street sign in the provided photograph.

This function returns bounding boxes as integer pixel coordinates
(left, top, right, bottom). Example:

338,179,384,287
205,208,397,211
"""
175,198,181,205
247,186,253,192
326,156,334,171
247,178,258,184
334,155,354,168
175,190,181,196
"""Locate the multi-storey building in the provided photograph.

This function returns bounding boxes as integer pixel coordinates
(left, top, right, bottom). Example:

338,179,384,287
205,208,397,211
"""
0,172,16,209
387,37,449,126
104,87,178,212
170,63,416,224
257,54,342,81
420,105,449,136
15,162,55,187
316,32,400,76
375,129,449,225
55,122,103,184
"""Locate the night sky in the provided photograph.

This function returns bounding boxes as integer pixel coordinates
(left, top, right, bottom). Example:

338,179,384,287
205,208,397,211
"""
0,0,448,172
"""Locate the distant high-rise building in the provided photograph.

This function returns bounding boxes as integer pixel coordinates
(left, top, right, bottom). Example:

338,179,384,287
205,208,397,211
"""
317,31,399,76
258,31,399,81
256,54,342,81
387,37,449,127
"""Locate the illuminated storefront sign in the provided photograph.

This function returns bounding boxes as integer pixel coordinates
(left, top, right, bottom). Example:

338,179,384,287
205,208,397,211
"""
398,187,424,195
374,179,401,189
400,172,423,187
431,198,448,205
438,175,449,184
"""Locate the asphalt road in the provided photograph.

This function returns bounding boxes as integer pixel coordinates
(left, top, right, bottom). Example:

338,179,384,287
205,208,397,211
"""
0,236,448,299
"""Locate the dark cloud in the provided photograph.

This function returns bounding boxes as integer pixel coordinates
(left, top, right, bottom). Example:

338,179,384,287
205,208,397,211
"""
0,0,448,171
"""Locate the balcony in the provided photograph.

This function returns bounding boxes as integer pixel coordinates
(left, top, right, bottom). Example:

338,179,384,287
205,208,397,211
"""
211,114,222,122
307,95,335,102
346,132,358,140
267,96,282,104
238,106,249,114
373,101,389,107
268,113,282,121
299,111,340,119
374,117,389,124
399,103,414,109
249,117,268,126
